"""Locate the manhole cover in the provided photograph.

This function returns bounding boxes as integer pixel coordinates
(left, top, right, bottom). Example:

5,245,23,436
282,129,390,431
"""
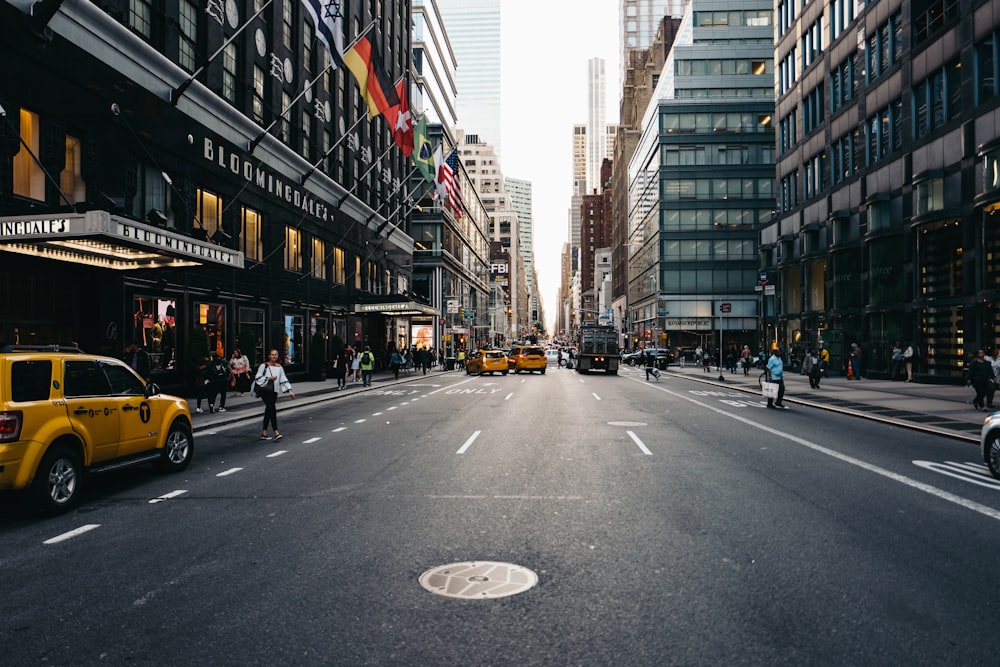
607,421,648,427
419,561,538,599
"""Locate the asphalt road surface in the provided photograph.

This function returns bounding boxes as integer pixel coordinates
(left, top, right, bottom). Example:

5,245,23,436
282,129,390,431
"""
2,365,1000,666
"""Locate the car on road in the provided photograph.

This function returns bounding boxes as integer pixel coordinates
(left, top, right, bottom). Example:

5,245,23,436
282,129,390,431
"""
625,348,674,370
0,345,194,515
981,412,1000,478
466,349,509,376
544,349,561,366
509,345,547,374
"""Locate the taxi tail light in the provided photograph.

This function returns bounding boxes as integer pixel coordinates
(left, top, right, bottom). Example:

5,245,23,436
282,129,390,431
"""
0,411,23,442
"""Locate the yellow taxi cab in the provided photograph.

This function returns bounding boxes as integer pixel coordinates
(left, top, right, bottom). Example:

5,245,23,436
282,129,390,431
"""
465,349,509,376
510,345,548,374
0,345,194,515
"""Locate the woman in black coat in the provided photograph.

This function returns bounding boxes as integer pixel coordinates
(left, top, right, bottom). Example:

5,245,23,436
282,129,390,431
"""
965,349,996,411
334,348,350,390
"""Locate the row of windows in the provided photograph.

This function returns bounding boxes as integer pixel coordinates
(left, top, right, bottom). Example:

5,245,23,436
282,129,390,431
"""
661,239,757,261
693,10,772,28
660,208,770,231
830,52,859,113
661,111,773,134
802,86,825,135
802,18,823,70
661,178,774,201
674,59,771,77
673,88,774,100
914,61,961,138
660,269,757,294
778,47,798,96
661,144,775,167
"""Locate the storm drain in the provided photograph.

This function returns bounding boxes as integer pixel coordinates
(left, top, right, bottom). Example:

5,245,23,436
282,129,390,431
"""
419,561,538,599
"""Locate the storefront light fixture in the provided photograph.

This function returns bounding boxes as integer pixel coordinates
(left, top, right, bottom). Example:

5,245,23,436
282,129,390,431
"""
146,208,168,227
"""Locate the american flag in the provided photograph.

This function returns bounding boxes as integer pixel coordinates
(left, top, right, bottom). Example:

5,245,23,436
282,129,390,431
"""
439,148,462,218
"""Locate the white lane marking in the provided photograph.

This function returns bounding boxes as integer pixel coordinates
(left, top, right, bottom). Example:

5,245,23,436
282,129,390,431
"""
638,378,1000,522
372,412,383,416
913,461,1000,490
149,490,187,504
332,427,347,432
626,431,653,456
303,437,321,444
505,393,514,401
387,406,397,411
267,450,288,457
427,377,477,395
44,524,101,544
593,393,602,401
217,468,243,477
457,430,482,454
354,419,366,423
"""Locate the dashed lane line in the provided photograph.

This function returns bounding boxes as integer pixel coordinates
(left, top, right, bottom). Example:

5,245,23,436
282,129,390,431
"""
216,468,243,477
456,430,482,454
44,524,101,545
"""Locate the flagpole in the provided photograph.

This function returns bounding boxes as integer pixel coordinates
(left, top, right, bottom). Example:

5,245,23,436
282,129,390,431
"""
171,0,274,105
299,113,367,185
248,63,333,152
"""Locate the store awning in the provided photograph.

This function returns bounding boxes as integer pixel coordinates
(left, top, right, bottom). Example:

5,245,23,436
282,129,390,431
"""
353,299,438,316
0,210,244,270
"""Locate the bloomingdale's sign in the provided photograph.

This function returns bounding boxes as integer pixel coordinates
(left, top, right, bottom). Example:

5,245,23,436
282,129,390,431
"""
202,136,331,223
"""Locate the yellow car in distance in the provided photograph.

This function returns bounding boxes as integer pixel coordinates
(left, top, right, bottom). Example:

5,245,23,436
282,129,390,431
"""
510,345,548,374
466,350,509,376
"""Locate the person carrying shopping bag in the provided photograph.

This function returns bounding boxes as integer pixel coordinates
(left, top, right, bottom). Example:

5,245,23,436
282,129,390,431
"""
254,349,295,440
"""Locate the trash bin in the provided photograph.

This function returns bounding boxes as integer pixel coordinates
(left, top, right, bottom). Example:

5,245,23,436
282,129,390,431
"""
446,357,456,370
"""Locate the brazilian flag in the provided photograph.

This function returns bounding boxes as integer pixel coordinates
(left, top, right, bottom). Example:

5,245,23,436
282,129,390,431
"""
413,117,435,183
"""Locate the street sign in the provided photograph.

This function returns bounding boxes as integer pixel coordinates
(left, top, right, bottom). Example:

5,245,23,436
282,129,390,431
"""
719,303,732,313
447,299,459,314
758,271,768,285
764,285,775,295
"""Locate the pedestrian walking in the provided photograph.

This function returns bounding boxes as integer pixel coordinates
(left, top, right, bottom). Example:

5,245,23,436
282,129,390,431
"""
809,348,825,388
965,348,996,411
390,348,403,379
740,345,751,376
902,341,915,382
201,352,230,413
848,342,863,379
333,346,349,390
765,346,786,409
124,339,152,382
891,341,904,380
348,346,361,383
229,348,251,396
254,349,294,440
643,350,659,381
359,345,375,386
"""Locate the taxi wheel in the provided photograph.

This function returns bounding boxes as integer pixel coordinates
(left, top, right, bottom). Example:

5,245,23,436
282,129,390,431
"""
515,368,521,374
29,444,83,516
154,421,194,473
502,370,508,375
987,432,1000,480
541,368,546,375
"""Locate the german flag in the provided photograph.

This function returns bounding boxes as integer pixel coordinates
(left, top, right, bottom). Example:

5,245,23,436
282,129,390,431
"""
344,28,400,119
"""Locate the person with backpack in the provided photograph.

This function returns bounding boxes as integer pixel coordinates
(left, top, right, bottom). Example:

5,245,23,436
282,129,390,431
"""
359,346,375,386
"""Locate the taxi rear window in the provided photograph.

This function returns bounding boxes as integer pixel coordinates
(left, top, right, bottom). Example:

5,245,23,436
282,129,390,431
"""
10,360,52,402
523,348,544,355
485,351,505,359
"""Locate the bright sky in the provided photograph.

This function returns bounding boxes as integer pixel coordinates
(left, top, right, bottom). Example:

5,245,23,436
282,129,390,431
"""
499,1,620,335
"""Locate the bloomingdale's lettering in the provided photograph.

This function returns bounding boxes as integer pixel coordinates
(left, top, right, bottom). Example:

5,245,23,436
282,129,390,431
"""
202,137,330,223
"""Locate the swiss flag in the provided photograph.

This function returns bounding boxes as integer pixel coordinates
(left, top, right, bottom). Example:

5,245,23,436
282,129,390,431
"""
386,79,414,157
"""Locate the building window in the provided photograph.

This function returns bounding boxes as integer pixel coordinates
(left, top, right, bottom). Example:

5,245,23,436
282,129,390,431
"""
915,178,945,216
195,189,222,237
303,20,313,72
913,0,960,48
252,65,265,124
222,43,238,104
129,0,152,38
913,60,962,138
332,246,345,283
60,135,86,205
241,207,262,261
282,0,294,49
976,34,998,105
13,108,44,201
178,0,199,72
285,226,302,272
302,109,311,158
868,200,892,231
830,217,851,245
279,91,292,143
311,236,326,280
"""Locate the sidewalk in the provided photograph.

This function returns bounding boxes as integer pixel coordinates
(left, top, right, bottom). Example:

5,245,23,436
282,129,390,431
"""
660,361,985,443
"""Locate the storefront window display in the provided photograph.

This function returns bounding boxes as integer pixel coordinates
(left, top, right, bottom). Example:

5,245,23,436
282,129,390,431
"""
411,323,433,351
197,302,227,358
133,297,178,371
284,314,304,365
238,307,265,366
